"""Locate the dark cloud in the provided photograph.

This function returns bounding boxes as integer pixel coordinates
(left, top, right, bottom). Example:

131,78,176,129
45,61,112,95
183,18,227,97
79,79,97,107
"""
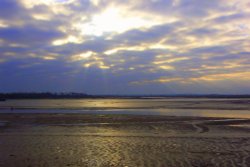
0,0,26,19
114,22,181,45
190,46,229,55
213,13,250,23
188,27,219,37
0,26,64,44
132,0,176,15
177,0,222,17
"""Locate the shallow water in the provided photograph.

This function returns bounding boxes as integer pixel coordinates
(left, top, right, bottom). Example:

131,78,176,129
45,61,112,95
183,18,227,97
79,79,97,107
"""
0,98,250,118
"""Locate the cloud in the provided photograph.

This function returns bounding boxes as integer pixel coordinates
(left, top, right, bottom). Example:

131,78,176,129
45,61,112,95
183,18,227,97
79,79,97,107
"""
113,22,182,45
0,26,64,44
0,0,26,20
0,0,250,94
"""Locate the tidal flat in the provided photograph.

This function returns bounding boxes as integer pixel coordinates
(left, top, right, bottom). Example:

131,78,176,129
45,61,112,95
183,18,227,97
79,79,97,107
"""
0,98,250,167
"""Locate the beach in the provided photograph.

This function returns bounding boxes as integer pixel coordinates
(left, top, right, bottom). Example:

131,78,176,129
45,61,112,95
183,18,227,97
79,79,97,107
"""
0,99,250,167
1,0,249,166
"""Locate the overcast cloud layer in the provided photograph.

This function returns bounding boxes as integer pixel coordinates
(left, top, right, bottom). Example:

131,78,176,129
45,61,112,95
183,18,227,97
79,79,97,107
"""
0,0,250,94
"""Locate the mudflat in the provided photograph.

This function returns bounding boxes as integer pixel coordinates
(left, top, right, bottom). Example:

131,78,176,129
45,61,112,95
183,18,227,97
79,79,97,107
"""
0,114,250,167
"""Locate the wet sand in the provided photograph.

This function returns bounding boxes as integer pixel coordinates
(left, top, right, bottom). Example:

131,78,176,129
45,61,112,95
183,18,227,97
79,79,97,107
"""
0,114,250,167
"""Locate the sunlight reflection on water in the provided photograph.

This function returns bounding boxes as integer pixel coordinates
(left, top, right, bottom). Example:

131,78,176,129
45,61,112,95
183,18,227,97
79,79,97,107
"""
0,98,250,118
0,108,250,119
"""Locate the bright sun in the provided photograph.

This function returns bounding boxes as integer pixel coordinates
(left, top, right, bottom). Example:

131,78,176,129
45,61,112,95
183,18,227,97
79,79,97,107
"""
80,7,157,36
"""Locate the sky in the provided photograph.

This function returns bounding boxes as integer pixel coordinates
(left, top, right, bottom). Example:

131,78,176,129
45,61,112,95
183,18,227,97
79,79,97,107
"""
0,0,250,94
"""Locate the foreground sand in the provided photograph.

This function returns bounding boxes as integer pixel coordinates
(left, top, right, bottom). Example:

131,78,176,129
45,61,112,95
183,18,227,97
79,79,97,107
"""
0,114,250,167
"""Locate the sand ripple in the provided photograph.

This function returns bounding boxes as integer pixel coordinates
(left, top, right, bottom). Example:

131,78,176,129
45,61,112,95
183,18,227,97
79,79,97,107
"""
0,114,250,167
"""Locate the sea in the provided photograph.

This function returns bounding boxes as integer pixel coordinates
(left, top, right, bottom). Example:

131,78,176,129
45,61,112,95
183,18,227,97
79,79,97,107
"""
0,98,250,118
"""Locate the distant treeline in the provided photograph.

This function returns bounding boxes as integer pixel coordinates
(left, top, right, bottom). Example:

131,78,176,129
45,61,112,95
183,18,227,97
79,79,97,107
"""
0,92,94,99
147,94,250,98
100,94,250,99
0,93,250,99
